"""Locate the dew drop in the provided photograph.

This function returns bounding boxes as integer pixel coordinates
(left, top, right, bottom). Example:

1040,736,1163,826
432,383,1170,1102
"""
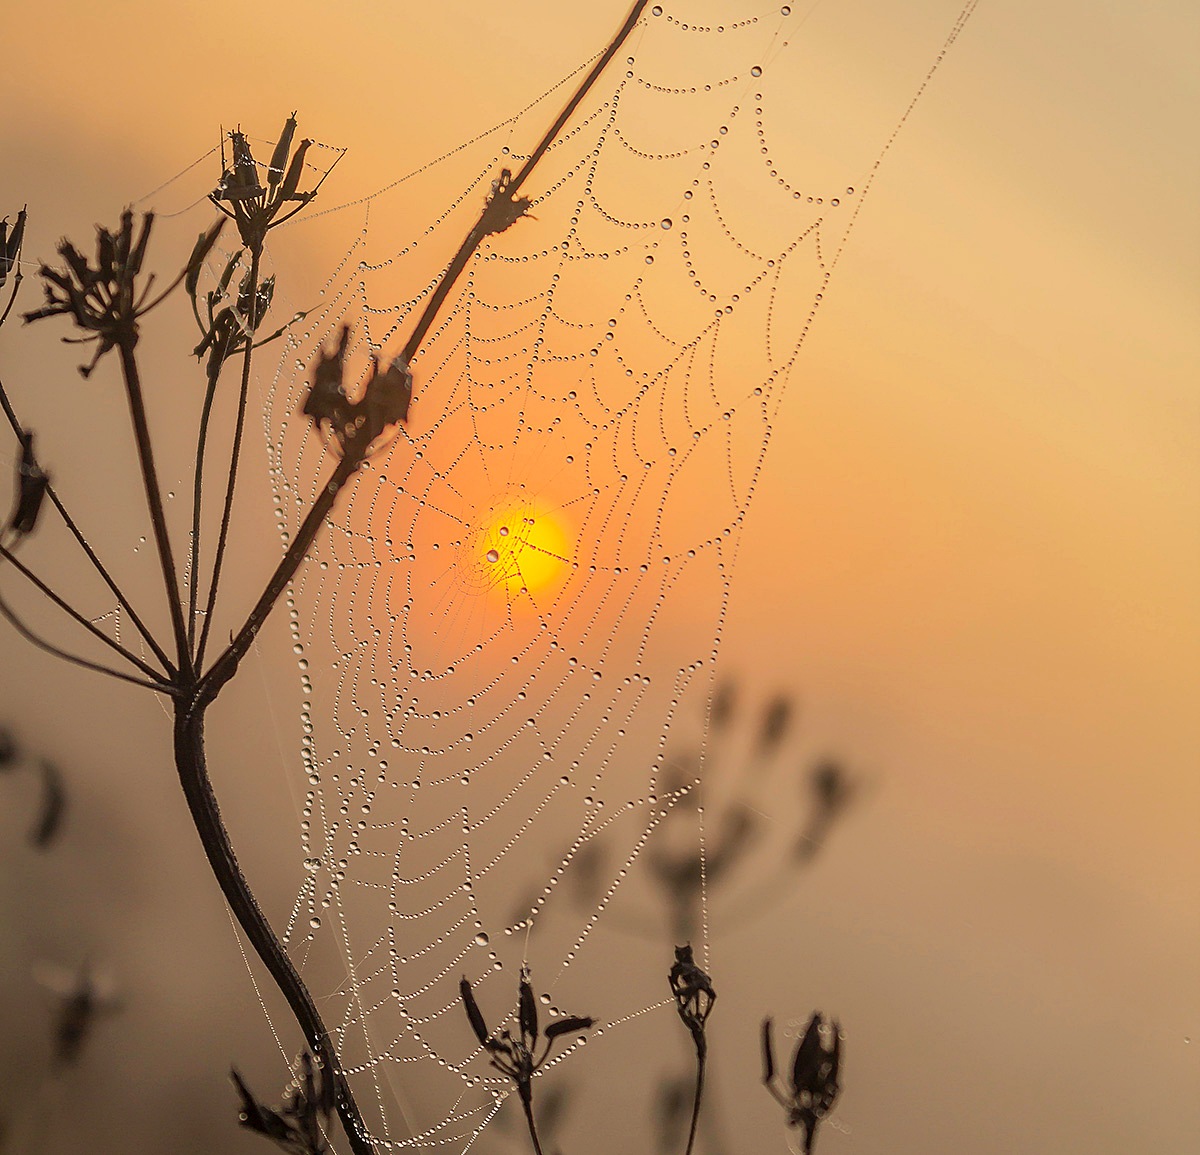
475,932,490,947
486,549,500,563
303,857,320,872
751,65,763,77
660,218,673,231
309,916,321,929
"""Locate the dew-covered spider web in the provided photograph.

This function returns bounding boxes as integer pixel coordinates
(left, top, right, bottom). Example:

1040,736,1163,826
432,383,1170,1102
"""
171,2,976,1149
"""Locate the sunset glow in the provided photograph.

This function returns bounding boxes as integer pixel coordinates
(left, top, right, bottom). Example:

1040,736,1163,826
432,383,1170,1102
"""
476,505,572,598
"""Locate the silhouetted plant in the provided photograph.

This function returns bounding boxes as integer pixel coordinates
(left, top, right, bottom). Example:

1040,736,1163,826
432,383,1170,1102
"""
1,5,859,1152
668,945,717,1155
0,6,659,1153
762,1015,842,1154
0,721,116,1152
460,967,594,1155
232,1051,336,1155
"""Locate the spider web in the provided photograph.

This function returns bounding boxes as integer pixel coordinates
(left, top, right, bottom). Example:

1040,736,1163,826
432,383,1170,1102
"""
182,2,977,1149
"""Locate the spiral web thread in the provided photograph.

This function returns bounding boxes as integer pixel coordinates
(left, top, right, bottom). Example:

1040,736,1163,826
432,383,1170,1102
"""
170,2,977,1149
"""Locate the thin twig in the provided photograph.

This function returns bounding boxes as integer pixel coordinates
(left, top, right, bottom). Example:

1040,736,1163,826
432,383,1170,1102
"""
196,452,358,706
684,1048,705,1155
187,346,232,653
401,0,649,364
0,542,167,682
194,248,261,670
0,376,175,674
0,585,173,693
117,339,192,675
520,1090,545,1155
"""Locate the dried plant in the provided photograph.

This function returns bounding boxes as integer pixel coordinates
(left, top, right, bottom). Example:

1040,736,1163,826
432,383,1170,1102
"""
232,1051,336,1155
0,725,66,850
762,1015,842,1154
1,4,863,1151
668,945,717,1155
460,967,594,1155
0,6,658,1153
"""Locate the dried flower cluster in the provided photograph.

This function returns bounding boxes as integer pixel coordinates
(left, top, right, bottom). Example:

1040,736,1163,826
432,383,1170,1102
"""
460,968,594,1106
762,1014,843,1154
211,114,327,254
668,944,716,1058
24,210,159,376
302,325,413,459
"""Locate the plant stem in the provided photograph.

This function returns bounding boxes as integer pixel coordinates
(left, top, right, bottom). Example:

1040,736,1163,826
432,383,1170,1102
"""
0,376,175,674
519,1086,545,1155
0,542,168,681
0,583,173,693
118,340,192,676
684,1044,706,1155
195,248,261,670
400,0,649,365
173,706,375,1155
188,351,228,653
197,452,358,707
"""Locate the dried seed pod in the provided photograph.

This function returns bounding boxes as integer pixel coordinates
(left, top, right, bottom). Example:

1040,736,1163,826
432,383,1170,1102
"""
9,431,49,538
184,218,226,297
268,113,299,186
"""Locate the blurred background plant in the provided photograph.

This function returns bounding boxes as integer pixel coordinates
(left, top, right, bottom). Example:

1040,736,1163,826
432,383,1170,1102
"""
493,681,858,1154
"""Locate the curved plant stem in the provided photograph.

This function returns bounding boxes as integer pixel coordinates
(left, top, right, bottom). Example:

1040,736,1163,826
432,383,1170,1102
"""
195,248,261,670
684,1045,706,1155
173,707,375,1155
0,377,175,674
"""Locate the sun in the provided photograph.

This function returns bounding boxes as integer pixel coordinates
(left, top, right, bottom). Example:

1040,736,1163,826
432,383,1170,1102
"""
477,505,572,598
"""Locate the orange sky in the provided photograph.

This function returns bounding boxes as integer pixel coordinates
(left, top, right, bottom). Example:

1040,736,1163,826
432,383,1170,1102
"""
1,3,1197,1153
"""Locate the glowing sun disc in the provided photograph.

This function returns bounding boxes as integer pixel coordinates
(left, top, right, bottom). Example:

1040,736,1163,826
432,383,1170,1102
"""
479,506,571,596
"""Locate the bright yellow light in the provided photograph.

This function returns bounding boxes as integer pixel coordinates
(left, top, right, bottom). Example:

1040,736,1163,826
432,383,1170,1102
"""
478,506,571,597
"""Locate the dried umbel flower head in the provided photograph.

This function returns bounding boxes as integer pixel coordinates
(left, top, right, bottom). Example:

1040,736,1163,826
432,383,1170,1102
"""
22,210,184,376
459,967,594,1105
303,326,413,462
212,114,322,254
33,961,119,1068
762,1014,842,1154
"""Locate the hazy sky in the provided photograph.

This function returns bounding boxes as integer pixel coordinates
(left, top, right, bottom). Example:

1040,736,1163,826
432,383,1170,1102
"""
1,3,1196,1153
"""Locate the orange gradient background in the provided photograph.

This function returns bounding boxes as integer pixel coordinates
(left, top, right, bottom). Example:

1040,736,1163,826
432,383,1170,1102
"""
0,3,1196,1153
